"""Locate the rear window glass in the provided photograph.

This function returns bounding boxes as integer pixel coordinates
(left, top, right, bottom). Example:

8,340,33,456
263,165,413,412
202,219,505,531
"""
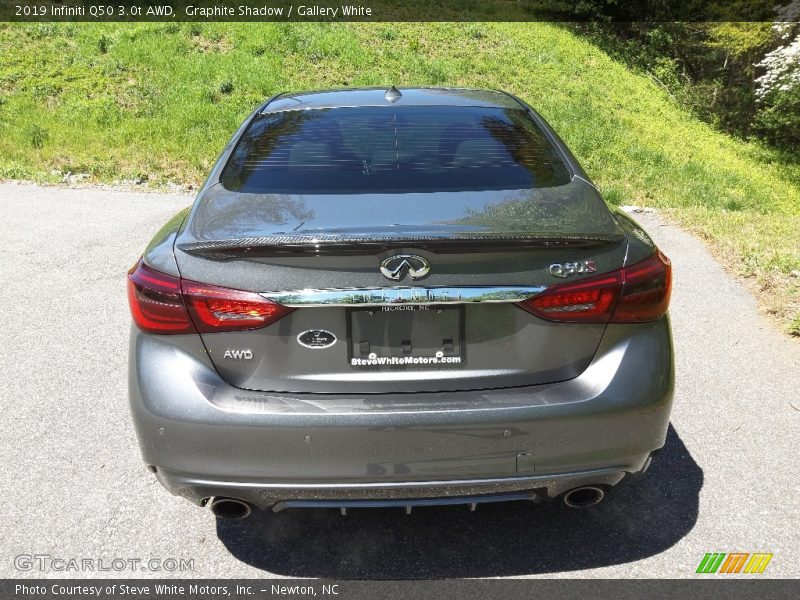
221,106,571,194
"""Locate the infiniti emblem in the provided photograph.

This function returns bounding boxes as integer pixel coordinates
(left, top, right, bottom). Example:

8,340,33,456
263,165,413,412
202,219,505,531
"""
379,254,431,281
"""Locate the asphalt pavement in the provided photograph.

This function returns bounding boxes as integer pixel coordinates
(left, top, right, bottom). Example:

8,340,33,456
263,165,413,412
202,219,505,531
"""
0,182,798,578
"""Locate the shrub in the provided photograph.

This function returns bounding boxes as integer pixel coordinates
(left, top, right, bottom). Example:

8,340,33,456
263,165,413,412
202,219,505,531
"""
27,125,49,149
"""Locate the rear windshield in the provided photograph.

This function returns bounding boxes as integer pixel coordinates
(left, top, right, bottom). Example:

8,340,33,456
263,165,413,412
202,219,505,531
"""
221,106,571,194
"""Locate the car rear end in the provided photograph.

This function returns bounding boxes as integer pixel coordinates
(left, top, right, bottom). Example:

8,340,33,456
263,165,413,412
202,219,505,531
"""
127,88,674,515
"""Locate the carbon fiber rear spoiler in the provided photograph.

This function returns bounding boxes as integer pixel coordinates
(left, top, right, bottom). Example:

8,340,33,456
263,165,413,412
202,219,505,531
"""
177,232,625,259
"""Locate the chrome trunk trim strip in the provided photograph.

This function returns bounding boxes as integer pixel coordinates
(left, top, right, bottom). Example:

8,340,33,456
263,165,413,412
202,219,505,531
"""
260,286,546,307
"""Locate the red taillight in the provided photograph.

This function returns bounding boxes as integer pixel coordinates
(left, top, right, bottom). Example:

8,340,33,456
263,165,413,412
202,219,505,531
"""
127,261,195,334
127,260,293,334
181,280,293,333
613,250,672,322
518,250,671,324
520,271,622,322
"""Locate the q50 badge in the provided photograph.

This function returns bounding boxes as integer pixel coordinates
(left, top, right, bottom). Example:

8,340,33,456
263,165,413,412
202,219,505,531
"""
297,330,337,349
549,260,597,279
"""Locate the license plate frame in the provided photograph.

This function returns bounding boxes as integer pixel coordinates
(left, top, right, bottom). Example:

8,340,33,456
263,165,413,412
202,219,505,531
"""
347,305,465,368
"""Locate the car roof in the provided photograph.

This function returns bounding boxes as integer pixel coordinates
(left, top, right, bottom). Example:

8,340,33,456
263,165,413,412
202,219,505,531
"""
263,87,524,113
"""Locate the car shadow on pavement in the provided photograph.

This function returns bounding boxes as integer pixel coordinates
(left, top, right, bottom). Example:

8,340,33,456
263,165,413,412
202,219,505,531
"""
215,424,701,578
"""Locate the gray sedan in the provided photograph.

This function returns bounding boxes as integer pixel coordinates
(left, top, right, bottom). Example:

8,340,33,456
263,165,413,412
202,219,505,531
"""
127,87,673,519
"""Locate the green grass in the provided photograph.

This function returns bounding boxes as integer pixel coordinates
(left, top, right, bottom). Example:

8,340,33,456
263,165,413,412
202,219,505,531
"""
1,22,798,333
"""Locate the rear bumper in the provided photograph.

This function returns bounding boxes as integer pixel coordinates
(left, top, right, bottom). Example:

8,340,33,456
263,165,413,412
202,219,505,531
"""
128,318,674,509
155,465,632,511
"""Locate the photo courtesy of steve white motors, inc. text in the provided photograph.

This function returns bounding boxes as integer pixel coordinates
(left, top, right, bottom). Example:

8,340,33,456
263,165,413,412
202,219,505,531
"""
14,583,340,597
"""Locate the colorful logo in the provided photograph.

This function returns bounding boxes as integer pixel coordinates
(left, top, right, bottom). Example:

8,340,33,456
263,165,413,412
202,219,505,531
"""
696,552,773,574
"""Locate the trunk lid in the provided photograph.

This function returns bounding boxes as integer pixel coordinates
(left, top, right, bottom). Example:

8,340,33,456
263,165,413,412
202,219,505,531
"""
174,180,627,393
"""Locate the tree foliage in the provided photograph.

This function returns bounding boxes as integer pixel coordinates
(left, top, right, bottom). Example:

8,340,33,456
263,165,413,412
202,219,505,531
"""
572,3,800,154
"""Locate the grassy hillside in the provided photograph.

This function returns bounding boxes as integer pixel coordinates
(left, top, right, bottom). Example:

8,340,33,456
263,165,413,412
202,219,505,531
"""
0,22,798,334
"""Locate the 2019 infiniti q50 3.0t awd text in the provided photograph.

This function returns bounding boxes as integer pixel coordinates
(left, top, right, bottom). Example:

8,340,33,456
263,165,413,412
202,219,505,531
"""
127,87,673,519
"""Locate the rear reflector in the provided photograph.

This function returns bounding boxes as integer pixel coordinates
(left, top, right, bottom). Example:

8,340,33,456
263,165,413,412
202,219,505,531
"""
127,260,293,334
518,250,671,323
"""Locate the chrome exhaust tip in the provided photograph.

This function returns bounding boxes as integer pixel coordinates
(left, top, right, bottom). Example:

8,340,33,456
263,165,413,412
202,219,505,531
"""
209,497,252,519
563,486,605,508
